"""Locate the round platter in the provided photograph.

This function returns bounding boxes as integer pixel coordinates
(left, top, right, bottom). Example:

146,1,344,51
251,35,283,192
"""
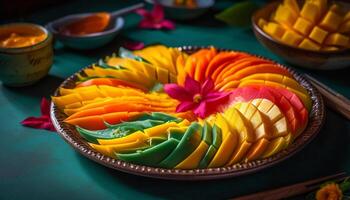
50,46,325,180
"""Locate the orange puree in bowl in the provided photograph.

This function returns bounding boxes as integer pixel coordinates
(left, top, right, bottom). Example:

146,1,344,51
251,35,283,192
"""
0,25,47,48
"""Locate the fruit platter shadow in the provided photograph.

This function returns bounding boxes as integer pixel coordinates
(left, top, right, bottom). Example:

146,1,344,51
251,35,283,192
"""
2,74,64,98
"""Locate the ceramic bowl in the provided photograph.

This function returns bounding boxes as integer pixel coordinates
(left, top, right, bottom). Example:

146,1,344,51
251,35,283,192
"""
145,0,215,20
252,1,350,70
0,23,53,87
46,14,124,50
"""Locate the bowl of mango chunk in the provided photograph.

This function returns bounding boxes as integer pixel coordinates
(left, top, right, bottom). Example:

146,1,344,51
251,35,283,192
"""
252,0,350,70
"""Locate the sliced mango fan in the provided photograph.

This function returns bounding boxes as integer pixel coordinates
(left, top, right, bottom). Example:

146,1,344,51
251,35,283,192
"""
52,45,312,169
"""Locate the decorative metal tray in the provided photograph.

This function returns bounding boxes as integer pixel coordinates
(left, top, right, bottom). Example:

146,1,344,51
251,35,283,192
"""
50,46,325,180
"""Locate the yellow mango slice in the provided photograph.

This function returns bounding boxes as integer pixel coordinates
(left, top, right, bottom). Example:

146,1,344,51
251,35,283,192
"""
175,141,209,169
281,30,304,46
227,141,252,166
299,38,321,51
261,137,287,158
52,93,82,109
208,114,238,168
245,138,270,161
324,33,349,47
89,139,147,158
300,2,321,24
309,26,328,44
319,10,343,32
293,17,314,36
223,106,255,143
263,22,286,39
144,122,179,137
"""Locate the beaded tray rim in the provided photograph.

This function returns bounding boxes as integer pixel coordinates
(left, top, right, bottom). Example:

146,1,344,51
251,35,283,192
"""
50,46,325,180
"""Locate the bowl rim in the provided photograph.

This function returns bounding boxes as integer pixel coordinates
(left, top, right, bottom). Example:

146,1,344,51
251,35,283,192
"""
46,14,124,39
0,22,52,53
50,45,325,180
144,0,215,9
251,1,350,55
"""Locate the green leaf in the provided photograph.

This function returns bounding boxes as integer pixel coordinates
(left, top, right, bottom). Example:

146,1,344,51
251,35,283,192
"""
215,1,260,27
97,59,125,70
119,47,150,63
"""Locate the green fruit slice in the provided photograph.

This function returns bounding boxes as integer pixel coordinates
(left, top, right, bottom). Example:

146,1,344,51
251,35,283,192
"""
202,122,213,145
116,138,179,167
159,123,202,168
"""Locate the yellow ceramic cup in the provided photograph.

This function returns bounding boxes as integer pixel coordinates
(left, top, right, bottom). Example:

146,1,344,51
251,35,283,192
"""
0,23,53,87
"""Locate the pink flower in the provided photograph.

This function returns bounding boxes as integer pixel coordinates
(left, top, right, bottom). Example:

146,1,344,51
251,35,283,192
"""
135,4,175,30
21,98,56,132
164,76,230,118
122,40,145,50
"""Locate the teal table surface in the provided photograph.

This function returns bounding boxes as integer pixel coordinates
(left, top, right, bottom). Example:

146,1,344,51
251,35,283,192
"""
1,0,350,199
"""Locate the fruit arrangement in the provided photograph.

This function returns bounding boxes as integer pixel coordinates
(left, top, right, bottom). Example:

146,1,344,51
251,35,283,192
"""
52,45,312,169
258,0,350,51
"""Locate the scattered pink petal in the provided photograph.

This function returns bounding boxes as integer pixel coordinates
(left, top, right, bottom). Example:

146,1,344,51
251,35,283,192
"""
21,98,56,132
135,4,175,30
164,76,230,118
123,40,145,50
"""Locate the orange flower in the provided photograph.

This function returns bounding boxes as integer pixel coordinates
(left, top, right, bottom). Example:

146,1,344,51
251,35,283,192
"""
316,183,343,200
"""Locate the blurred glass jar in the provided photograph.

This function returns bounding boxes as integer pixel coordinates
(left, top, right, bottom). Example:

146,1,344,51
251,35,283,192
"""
0,23,53,87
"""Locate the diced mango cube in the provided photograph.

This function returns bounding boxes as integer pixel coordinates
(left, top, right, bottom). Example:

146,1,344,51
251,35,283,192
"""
258,18,268,28
324,33,349,47
281,30,304,46
344,11,350,22
263,22,286,39
300,2,321,24
319,10,343,32
299,38,321,50
293,17,313,35
339,20,350,33
322,46,340,51
329,3,344,15
309,26,328,44
307,0,327,15
274,4,298,27
283,0,300,14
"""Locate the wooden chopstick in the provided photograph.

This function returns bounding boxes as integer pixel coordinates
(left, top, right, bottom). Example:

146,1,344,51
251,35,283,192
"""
232,172,348,200
305,74,350,120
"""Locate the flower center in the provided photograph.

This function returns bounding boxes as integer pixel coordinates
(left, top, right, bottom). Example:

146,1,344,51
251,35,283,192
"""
193,94,202,103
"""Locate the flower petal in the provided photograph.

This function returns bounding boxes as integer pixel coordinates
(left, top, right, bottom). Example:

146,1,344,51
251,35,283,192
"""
201,78,214,96
123,40,145,50
184,76,201,94
151,4,165,21
21,116,55,132
135,8,151,17
205,92,231,103
160,20,175,30
40,98,50,116
164,83,193,101
176,101,196,112
194,101,207,118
